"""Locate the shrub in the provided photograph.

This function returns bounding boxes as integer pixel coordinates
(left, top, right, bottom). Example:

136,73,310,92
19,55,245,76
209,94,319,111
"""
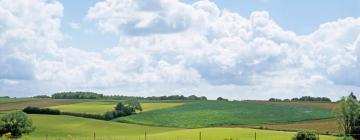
115,102,136,115
103,111,128,120
0,111,35,138
23,106,60,115
292,131,318,140
61,112,105,120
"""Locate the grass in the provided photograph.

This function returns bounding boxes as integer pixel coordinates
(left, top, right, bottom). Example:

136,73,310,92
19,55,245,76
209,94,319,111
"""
0,99,81,112
141,102,184,112
258,119,340,134
50,101,183,114
50,101,116,114
22,114,337,140
115,101,334,128
0,100,339,139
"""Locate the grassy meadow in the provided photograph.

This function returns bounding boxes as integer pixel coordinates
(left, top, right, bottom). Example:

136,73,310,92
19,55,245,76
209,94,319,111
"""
21,114,337,140
50,102,183,114
0,99,340,139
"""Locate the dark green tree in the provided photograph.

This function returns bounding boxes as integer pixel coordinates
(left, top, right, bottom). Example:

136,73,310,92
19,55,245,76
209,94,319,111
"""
334,94,360,139
0,111,35,138
349,92,357,100
217,97,229,101
125,99,143,112
114,102,133,115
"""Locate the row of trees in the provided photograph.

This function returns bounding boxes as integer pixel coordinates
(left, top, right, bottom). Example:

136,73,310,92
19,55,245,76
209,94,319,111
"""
23,106,60,115
50,92,207,101
146,95,207,100
32,95,50,98
52,92,104,99
269,96,332,102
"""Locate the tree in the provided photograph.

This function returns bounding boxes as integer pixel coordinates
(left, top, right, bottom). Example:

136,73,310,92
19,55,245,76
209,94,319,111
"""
217,97,228,101
334,94,360,138
0,111,35,138
349,92,357,100
115,102,126,111
125,99,143,112
114,102,134,115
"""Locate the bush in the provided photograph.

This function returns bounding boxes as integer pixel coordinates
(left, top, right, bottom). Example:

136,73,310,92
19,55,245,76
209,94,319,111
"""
115,102,136,115
23,106,60,115
103,111,129,120
0,111,35,138
61,112,105,120
292,131,318,140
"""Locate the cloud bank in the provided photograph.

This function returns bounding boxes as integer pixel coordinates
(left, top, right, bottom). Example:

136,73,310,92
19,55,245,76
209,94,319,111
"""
0,0,360,99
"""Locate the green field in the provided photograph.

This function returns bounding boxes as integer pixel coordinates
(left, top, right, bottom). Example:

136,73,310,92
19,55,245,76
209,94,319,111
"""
116,101,334,128
0,99,340,139
21,114,336,140
50,102,183,114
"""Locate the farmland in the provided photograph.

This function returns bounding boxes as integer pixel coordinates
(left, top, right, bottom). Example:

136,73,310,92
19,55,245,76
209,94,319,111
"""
116,101,334,128
23,114,336,140
260,119,339,134
0,99,81,112
51,101,183,114
0,99,340,139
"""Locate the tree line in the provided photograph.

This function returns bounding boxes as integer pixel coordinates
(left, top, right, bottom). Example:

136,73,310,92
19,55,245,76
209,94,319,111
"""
50,92,207,100
269,96,332,102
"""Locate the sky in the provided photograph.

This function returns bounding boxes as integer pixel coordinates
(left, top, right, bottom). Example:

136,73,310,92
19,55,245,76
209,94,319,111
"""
0,0,360,100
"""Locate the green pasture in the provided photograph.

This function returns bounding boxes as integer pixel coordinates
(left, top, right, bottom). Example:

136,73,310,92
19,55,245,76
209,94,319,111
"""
19,114,337,140
50,101,183,114
116,101,334,128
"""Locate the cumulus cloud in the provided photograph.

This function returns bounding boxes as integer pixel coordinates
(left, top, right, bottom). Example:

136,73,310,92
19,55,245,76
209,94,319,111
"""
87,0,196,35
1,0,360,99
86,0,360,98
0,0,62,81
69,21,80,29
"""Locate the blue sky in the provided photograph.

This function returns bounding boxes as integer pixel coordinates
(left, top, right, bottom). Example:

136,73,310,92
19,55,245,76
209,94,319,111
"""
1,0,360,99
59,0,360,51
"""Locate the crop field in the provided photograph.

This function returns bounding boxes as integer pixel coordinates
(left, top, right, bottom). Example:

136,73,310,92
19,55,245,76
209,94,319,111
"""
0,100,341,139
0,99,81,112
260,119,339,134
265,101,337,110
16,114,337,140
116,101,334,128
0,98,35,104
51,102,183,114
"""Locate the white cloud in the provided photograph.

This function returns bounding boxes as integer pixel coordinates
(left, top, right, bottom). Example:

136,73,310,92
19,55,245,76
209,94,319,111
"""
69,21,80,29
1,0,360,99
